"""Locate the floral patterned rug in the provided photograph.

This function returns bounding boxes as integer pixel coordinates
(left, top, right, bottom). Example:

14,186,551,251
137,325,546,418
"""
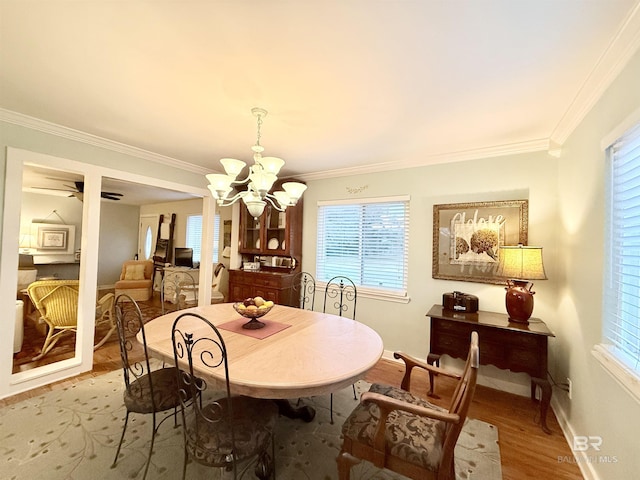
0,368,502,479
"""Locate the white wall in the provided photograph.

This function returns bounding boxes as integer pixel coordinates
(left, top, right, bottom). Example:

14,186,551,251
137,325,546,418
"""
553,41,640,480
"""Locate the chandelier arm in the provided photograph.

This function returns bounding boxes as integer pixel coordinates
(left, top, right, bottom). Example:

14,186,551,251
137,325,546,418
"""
264,194,286,212
229,172,253,186
216,191,247,207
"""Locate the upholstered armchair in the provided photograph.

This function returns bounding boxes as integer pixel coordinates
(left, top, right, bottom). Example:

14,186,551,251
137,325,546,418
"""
337,331,480,480
114,260,153,302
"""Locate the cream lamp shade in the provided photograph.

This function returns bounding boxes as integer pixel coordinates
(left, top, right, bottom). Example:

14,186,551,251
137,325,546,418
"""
497,245,547,280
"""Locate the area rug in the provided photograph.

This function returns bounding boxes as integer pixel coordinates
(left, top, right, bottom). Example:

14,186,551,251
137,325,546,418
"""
0,368,502,479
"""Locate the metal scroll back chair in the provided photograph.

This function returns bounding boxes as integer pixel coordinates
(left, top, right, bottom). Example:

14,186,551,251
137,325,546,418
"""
337,331,480,480
322,275,358,423
171,312,279,480
112,294,183,480
323,275,357,319
27,279,79,361
292,271,316,310
161,270,198,314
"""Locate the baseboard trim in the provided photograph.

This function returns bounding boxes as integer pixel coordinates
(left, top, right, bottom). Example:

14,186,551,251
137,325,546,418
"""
551,395,599,480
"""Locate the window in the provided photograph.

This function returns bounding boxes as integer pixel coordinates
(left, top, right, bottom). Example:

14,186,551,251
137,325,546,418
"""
186,214,220,264
316,196,409,300
598,122,640,399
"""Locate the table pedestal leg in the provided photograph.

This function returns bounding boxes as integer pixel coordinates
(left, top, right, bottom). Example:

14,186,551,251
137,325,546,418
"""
275,399,316,422
531,377,553,434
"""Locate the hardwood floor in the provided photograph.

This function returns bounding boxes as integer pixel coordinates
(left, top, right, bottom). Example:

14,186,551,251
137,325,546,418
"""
3,338,583,480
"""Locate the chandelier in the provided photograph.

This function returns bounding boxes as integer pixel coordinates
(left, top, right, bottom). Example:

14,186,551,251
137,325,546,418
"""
206,107,307,219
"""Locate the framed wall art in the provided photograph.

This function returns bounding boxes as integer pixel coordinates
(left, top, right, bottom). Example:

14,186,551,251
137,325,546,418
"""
39,228,67,250
432,200,528,284
31,223,76,255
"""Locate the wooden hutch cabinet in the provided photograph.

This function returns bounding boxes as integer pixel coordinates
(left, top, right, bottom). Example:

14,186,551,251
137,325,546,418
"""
228,197,303,307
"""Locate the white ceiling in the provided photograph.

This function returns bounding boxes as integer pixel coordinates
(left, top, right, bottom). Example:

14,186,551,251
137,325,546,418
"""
2,0,640,182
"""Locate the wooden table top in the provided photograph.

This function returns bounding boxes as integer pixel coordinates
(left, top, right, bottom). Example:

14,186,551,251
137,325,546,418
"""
140,303,384,399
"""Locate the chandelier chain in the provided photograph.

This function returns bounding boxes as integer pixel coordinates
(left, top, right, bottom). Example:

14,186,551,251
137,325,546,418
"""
255,113,263,147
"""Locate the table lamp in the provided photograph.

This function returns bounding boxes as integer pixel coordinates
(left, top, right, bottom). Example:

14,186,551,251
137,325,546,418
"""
497,244,547,323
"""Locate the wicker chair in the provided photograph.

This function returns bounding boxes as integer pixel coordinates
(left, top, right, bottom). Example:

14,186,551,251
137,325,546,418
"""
171,312,278,479
111,294,183,480
93,292,116,350
27,279,79,361
337,331,480,480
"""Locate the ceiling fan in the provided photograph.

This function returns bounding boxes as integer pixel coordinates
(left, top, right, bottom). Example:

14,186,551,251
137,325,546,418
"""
32,180,123,201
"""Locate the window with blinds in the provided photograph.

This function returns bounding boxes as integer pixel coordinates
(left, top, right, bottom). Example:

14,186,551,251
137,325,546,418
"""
316,196,409,297
603,122,640,378
186,214,220,264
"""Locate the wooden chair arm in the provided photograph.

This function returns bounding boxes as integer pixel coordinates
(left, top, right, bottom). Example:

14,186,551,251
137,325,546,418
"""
361,391,460,423
393,351,461,392
360,391,460,467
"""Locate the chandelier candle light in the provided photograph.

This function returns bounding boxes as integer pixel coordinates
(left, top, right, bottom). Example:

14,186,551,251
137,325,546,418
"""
206,108,307,219
497,244,547,323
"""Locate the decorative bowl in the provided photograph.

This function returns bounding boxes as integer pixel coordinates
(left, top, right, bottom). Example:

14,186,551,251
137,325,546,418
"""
233,302,274,329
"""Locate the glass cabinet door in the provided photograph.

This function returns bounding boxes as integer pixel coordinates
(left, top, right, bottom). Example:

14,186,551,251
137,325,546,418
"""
240,211,262,251
265,204,286,254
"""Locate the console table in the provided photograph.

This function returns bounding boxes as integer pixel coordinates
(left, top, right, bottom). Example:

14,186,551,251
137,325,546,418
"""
426,304,555,434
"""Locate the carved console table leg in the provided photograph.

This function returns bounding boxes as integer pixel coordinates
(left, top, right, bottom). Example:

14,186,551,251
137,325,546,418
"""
531,377,553,434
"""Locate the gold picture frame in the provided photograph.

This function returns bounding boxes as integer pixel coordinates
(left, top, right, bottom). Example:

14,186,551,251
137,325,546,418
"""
432,200,529,284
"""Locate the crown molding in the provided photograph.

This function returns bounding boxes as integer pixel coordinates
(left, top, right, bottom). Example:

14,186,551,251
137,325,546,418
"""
550,1,640,146
297,138,551,182
0,108,209,175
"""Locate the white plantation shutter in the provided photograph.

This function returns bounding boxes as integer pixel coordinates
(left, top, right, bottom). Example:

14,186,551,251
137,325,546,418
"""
186,214,220,264
316,196,409,297
603,123,640,376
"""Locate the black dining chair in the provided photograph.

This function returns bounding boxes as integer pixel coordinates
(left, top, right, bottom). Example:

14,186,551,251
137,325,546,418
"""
291,271,316,310
111,294,183,480
322,275,358,423
323,275,357,319
171,312,279,480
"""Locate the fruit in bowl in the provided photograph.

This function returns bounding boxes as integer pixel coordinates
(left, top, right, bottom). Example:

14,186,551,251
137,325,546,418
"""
233,297,275,319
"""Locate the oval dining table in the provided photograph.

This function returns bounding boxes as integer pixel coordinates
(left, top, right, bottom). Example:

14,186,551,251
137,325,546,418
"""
139,302,384,421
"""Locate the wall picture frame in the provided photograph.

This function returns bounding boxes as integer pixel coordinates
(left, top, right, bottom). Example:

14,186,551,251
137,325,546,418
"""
39,228,67,250
31,223,76,255
432,200,528,284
